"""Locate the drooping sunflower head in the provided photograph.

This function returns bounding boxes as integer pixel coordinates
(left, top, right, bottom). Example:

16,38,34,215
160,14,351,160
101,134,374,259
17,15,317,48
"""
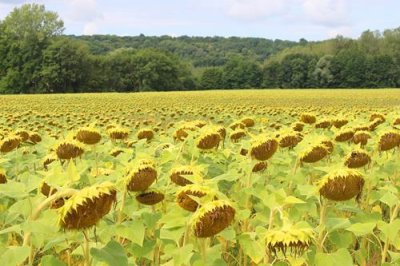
196,127,221,150
370,113,385,123
169,165,203,186
250,134,278,161
299,141,329,164
265,223,314,257
0,135,21,153
55,140,85,160
42,153,57,170
190,200,235,238
252,161,268,173
378,130,400,152
15,129,29,142
344,149,371,169
137,128,154,141
58,182,116,230
0,168,7,184
173,123,197,141
176,184,214,212
136,189,165,205
126,159,157,192
334,129,354,142
315,119,332,129
107,126,130,140
278,130,303,149
29,132,42,144
292,122,304,132
230,129,247,143
300,113,316,124
332,118,348,129
75,127,101,145
318,169,364,201
241,117,255,127
353,131,371,146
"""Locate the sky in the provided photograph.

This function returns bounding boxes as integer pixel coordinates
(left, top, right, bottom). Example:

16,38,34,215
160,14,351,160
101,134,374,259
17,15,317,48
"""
0,0,399,41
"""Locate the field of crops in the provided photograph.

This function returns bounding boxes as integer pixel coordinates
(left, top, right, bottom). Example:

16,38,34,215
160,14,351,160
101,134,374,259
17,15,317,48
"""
0,89,400,266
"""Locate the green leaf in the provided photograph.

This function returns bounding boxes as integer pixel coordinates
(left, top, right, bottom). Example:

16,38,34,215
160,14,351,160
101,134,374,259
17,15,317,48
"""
90,240,128,266
116,220,145,246
315,248,353,266
0,182,28,198
0,246,31,266
346,222,376,236
380,192,398,208
283,196,306,205
378,219,400,243
67,160,80,182
238,233,264,264
40,255,66,266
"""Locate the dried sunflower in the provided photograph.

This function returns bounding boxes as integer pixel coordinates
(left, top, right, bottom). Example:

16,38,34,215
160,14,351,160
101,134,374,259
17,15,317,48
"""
126,160,157,192
170,165,202,186
0,135,21,153
0,169,7,184
136,190,164,205
265,224,314,257
177,184,213,212
29,132,42,144
300,113,316,124
300,144,329,164
58,182,116,230
378,130,400,152
252,161,268,173
230,130,247,143
56,140,84,160
107,127,130,140
191,200,235,238
196,127,221,150
344,150,371,168
318,169,364,201
137,128,154,141
353,131,371,147
76,127,101,145
335,129,354,142
250,135,278,161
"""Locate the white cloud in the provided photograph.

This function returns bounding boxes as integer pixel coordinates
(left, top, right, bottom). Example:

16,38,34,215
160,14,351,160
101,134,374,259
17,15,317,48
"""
224,0,288,20
67,0,102,22
83,21,98,35
302,0,349,27
327,26,353,38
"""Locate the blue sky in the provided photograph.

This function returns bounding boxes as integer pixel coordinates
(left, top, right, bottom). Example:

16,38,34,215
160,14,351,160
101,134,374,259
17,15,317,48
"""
0,0,399,41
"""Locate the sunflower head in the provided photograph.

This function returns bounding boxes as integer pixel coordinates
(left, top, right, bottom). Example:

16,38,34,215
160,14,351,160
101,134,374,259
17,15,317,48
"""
265,223,314,257
177,184,214,212
292,122,304,132
344,149,371,168
29,132,42,144
169,165,202,186
332,118,348,129
136,190,165,205
299,142,329,164
56,140,84,160
58,182,116,230
278,131,303,149
315,119,331,129
318,169,364,201
353,131,371,146
0,168,7,184
191,200,235,238
300,113,316,124
107,127,130,140
196,127,221,150
76,127,101,145
378,130,400,152
250,135,278,161
15,129,29,142
335,129,354,142
252,161,268,173
230,129,247,143
241,118,255,127
137,128,154,141
0,135,21,153
126,159,157,192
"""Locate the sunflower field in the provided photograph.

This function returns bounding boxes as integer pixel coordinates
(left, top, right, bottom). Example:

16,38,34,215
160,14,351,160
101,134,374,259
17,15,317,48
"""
0,89,400,266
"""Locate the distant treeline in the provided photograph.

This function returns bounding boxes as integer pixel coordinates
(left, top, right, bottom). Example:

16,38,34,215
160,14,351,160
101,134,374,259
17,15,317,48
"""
1,4,400,94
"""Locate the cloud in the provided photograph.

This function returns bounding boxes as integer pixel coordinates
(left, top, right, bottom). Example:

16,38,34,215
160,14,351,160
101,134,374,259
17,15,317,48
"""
327,26,353,38
83,21,98,35
224,0,288,20
0,0,24,3
67,0,102,22
302,0,350,27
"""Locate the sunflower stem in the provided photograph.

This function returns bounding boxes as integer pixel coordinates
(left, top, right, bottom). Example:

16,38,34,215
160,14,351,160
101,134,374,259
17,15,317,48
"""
381,203,399,264
317,200,328,252
83,230,91,266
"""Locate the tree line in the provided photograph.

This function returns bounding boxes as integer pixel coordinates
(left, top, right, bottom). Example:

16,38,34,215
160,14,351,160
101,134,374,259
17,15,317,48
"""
0,4,399,94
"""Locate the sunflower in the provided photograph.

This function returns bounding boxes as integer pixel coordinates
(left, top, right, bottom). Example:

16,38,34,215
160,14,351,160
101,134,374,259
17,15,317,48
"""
136,190,165,205
0,169,7,184
265,224,314,256
107,127,130,140
0,135,21,153
299,143,329,164
196,127,221,150
191,200,235,238
250,135,278,161
29,132,42,144
252,161,268,173
344,150,371,168
177,184,214,212
137,128,154,141
378,130,400,152
318,169,364,201
300,113,316,124
169,165,202,186
58,182,116,230
56,140,84,160
230,130,247,143
125,160,157,192
335,129,354,142
76,127,101,145
353,131,371,147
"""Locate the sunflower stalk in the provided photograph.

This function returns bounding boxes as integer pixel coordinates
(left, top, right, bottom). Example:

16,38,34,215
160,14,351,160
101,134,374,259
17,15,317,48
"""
317,199,328,252
381,203,400,264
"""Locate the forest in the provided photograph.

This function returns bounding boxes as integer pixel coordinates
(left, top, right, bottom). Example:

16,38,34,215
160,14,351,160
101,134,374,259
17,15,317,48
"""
1,4,400,93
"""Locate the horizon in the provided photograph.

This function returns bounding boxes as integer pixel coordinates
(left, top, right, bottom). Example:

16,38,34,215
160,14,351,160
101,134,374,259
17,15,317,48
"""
0,0,399,42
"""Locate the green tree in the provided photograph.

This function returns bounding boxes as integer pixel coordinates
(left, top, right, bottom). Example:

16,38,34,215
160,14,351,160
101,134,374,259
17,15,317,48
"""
313,55,334,87
0,4,64,93
222,57,262,88
200,68,223,89
40,38,91,93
